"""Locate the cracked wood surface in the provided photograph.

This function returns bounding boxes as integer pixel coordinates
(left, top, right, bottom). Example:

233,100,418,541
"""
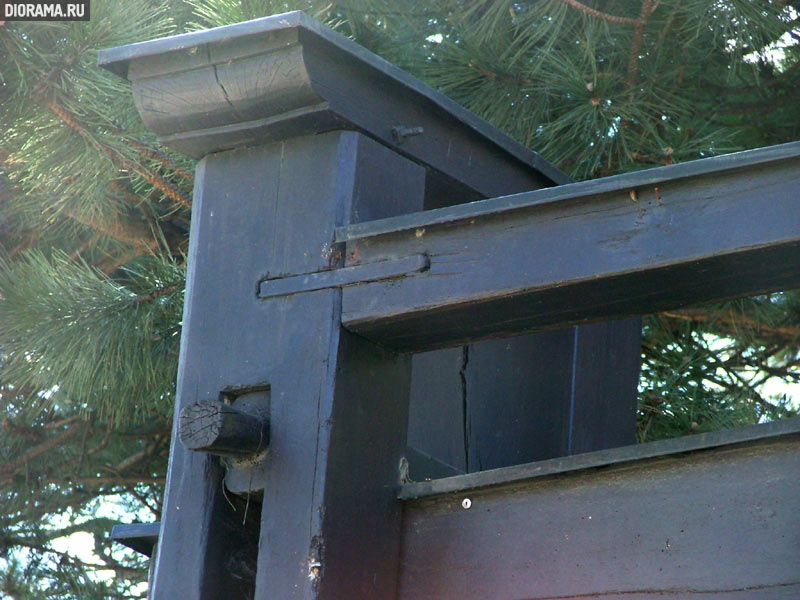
178,400,268,458
99,11,567,196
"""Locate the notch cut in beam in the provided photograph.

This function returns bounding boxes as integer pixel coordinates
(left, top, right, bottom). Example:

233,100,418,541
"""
258,254,429,299
340,142,800,352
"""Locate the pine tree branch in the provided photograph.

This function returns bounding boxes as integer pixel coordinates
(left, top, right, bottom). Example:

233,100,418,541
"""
467,61,533,86
69,232,102,261
134,282,182,306
1,424,112,484
73,475,166,486
0,487,115,532
559,0,641,26
758,363,800,382
660,308,800,343
42,415,83,429
627,0,653,86
94,249,141,275
1,420,45,441
631,150,673,166
30,43,89,98
2,537,143,578
123,482,161,519
86,423,113,456
3,143,172,260
106,179,188,256
699,59,800,96
75,421,91,477
44,100,192,210
717,84,800,116
104,120,194,184
64,208,158,255
106,434,168,475
674,44,689,90
6,231,40,258
121,136,194,184
0,420,90,477
658,1,679,42
2,458,167,487
703,348,770,405
650,0,679,76
0,387,36,398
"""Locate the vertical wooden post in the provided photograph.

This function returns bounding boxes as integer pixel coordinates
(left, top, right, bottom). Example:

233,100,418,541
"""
153,132,424,599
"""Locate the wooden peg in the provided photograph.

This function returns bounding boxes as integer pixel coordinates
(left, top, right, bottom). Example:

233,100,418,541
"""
179,401,269,459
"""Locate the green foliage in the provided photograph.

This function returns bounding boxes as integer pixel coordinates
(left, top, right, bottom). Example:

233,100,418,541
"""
639,293,800,442
2,560,140,600
1,512,151,600
1,1,177,233
185,0,334,27
327,0,800,179
1,2,183,596
0,251,183,425
0,0,798,596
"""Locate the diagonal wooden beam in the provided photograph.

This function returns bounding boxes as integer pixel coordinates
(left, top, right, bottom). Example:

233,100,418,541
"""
339,142,800,352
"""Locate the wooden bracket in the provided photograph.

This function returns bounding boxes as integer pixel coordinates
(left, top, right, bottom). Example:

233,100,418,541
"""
110,522,161,557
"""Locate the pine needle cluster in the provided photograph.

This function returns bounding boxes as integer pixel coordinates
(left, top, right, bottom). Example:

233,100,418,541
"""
0,252,184,425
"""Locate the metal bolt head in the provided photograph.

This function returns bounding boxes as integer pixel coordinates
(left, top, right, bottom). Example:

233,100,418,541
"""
391,125,425,143
461,498,472,510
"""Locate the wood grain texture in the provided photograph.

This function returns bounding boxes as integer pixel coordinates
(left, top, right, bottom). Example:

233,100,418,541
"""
405,320,641,479
178,400,268,457
337,141,800,243
462,319,640,471
407,348,469,476
397,422,800,600
463,331,575,470
149,149,272,600
342,150,800,351
568,319,641,456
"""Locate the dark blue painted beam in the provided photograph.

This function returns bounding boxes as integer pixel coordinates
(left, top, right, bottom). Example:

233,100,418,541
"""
340,142,800,351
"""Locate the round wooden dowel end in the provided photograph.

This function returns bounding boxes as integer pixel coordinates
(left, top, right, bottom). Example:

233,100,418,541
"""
179,401,269,458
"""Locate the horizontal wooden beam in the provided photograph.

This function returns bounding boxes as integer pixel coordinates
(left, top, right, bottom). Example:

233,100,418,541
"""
397,418,800,600
400,416,800,499
340,142,800,352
